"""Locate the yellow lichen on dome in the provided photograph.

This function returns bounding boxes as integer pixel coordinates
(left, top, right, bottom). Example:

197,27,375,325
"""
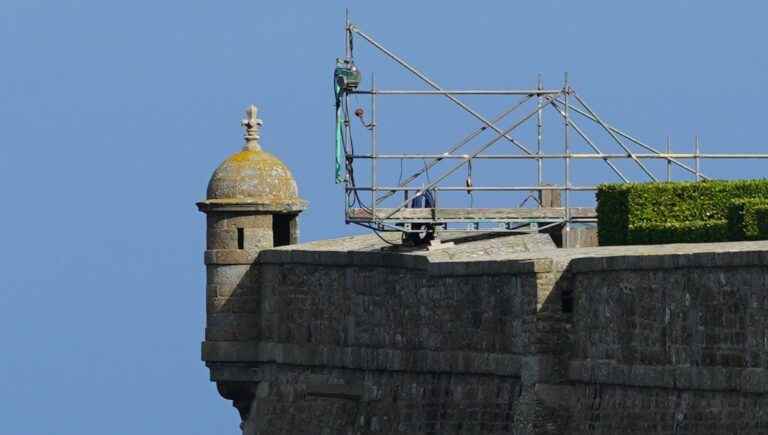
206,148,301,205
226,149,260,163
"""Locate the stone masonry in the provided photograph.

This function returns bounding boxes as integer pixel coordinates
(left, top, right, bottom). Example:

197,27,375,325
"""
201,233,768,434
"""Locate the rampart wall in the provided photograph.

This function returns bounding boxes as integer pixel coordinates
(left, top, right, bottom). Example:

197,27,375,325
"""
203,239,768,434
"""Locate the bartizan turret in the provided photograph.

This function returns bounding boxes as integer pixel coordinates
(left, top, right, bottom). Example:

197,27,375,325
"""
196,106,306,421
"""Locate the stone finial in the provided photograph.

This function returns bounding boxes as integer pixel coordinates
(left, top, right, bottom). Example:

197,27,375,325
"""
241,105,263,151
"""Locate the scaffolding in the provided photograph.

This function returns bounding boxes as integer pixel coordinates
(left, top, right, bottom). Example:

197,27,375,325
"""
335,17,768,245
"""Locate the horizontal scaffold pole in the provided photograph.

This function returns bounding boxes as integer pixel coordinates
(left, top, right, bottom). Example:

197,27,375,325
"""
350,90,562,95
350,153,768,159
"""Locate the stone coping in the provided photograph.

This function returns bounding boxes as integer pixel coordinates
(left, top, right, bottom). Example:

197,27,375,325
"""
258,249,550,275
569,250,768,273
206,235,768,274
207,244,768,277
541,241,768,273
205,247,551,274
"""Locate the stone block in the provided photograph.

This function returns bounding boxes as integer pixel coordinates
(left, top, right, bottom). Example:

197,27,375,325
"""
521,355,563,385
205,249,255,265
567,361,590,383
207,228,237,250
243,227,272,250
257,249,293,264
741,368,768,393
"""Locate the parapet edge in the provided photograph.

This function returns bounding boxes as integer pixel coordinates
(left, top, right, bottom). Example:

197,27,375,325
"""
257,248,553,275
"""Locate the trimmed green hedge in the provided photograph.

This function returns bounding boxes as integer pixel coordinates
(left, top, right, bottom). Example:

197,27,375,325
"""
755,207,768,240
597,179,768,245
727,199,768,241
627,220,728,245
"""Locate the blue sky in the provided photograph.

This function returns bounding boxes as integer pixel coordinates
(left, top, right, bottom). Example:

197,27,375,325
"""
1,1,767,433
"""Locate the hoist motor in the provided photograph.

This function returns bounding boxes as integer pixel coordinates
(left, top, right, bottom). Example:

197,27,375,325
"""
334,57,361,184
335,58,361,91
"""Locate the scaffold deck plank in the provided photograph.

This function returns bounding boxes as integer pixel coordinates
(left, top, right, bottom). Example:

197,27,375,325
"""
347,207,596,220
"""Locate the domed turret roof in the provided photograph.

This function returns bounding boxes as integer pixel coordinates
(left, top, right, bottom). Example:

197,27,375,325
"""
199,105,307,212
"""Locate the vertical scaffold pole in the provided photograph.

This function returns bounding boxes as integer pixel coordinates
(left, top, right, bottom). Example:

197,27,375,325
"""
695,135,701,181
666,136,671,182
537,74,543,190
372,74,377,223
345,10,351,59
564,73,571,248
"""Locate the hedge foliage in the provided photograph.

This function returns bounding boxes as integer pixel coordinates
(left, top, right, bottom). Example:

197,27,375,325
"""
755,207,768,240
727,199,768,241
597,179,768,245
626,220,728,245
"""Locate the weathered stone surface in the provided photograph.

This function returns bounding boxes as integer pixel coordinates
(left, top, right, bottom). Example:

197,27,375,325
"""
200,231,768,434
228,366,523,435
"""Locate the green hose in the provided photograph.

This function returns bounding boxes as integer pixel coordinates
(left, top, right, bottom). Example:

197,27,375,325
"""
334,81,345,183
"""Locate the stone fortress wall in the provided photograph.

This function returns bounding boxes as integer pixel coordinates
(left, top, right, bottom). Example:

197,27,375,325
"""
202,231,768,434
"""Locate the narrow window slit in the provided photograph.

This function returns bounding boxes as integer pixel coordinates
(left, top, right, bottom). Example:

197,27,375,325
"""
237,228,245,249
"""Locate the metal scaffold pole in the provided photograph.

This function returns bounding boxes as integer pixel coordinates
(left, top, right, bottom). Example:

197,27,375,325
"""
537,74,544,190
563,73,571,248
667,136,671,182
695,135,701,181
371,74,377,224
